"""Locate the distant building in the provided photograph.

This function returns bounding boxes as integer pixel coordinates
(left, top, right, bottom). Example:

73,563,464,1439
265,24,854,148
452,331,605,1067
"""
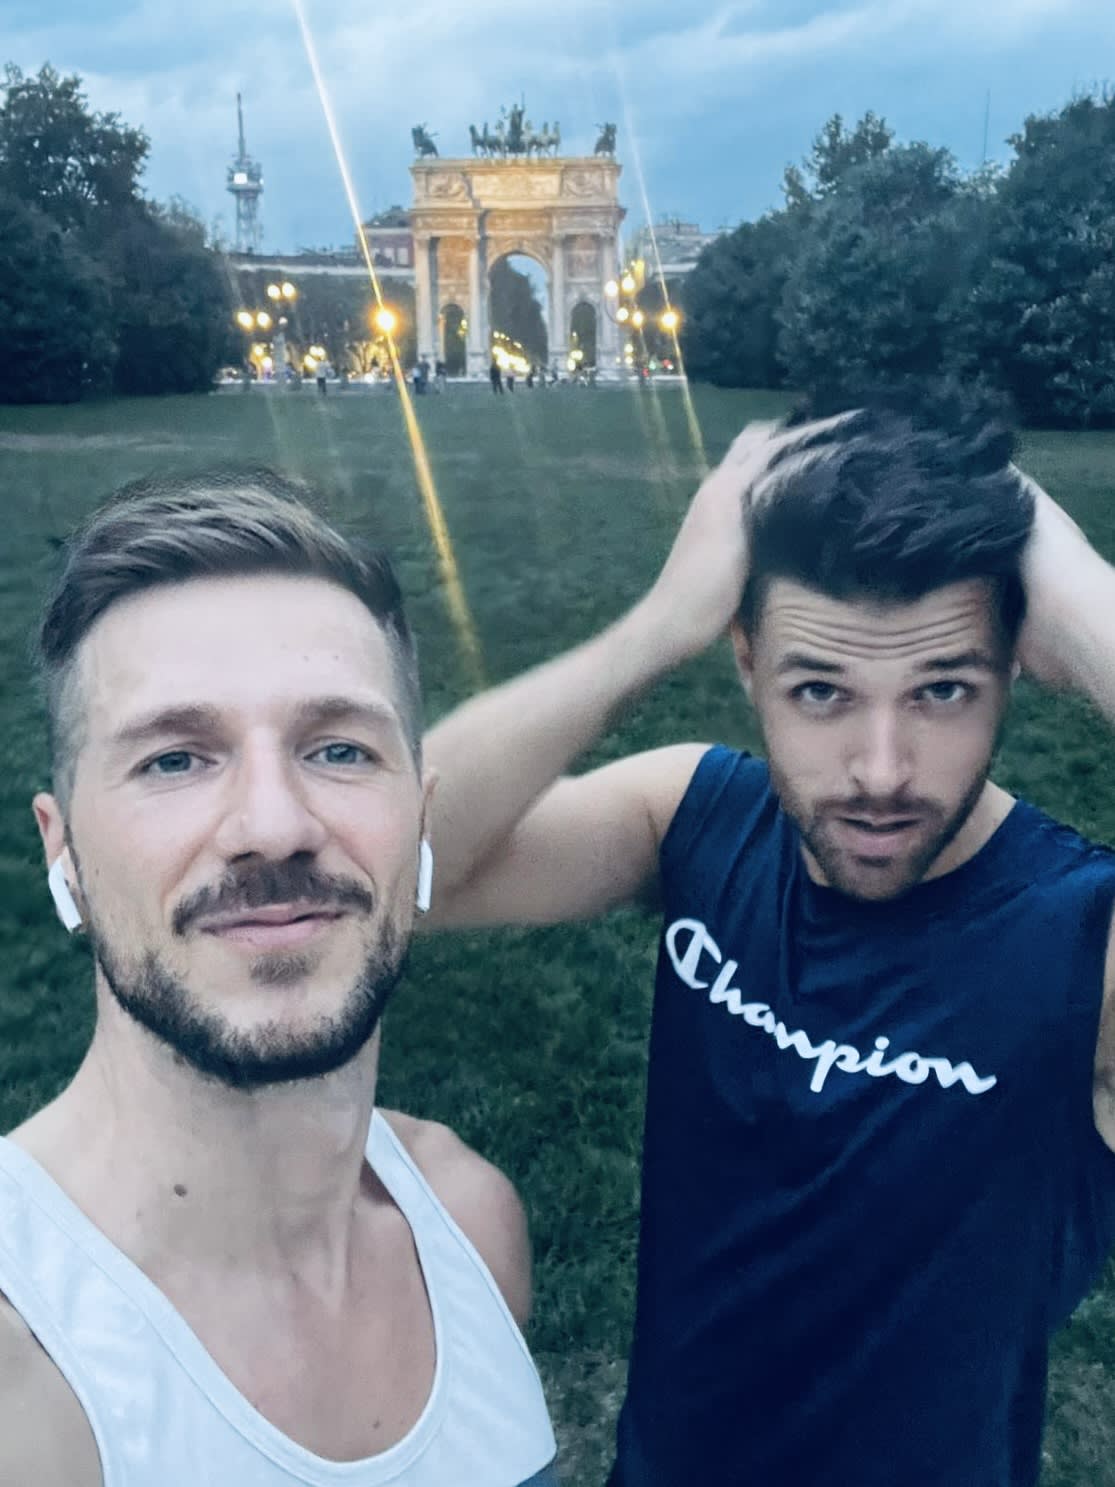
627,216,724,278
360,206,415,272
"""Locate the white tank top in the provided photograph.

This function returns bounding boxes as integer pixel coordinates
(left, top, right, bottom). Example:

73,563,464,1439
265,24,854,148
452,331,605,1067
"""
0,1111,558,1486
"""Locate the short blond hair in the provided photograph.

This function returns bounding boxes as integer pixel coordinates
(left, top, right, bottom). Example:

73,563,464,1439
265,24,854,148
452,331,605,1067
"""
38,466,422,806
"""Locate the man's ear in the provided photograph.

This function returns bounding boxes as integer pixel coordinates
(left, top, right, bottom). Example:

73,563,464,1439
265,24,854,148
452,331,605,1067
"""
33,793,84,930
32,792,67,868
419,766,439,839
729,618,755,701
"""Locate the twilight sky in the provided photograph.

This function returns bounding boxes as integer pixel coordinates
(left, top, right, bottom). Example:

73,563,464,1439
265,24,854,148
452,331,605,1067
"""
4,0,1114,253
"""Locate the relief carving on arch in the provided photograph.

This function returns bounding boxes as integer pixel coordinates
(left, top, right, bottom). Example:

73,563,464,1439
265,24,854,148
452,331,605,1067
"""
436,237,472,279
562,167,607,198
565,234,602,280
423,173,469,200
475,171,561,202
486,210,552,236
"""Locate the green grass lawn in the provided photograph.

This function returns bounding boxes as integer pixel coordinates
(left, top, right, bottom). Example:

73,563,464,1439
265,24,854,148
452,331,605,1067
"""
1,383,1114,1482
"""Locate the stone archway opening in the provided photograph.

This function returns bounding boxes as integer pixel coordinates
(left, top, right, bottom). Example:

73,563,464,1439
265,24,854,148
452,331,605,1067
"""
489,253,549,371
441,303,467,374
570,300,598,371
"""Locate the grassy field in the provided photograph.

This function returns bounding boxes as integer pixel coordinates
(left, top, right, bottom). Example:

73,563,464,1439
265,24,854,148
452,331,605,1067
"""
1,383,1114,1483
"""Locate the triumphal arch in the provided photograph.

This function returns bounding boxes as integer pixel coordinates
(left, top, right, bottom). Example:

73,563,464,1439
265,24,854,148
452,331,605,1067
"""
409,112,626,376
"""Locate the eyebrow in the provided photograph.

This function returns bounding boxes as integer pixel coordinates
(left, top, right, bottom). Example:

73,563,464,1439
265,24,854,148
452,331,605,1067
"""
914,651,999,673
775,648,999,677
110,696,404,751
775,653,846,676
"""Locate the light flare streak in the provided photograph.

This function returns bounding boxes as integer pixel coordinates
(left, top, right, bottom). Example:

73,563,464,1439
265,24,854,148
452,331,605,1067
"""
290,0,484,686
610,44,709,478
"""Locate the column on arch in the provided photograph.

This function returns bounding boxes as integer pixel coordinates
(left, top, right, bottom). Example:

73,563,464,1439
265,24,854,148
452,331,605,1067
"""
549,234,568,374
466,224,489,378
414,235,435,365
597,234,620,369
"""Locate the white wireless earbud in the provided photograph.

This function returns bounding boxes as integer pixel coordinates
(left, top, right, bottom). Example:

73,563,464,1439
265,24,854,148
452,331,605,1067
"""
48,857,83,933
416,839,434,914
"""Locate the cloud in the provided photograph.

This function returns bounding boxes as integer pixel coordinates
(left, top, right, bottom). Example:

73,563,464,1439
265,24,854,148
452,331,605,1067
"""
4,0,1114,247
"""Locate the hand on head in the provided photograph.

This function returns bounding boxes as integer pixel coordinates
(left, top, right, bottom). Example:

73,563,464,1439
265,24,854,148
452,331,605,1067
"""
645,412,864,664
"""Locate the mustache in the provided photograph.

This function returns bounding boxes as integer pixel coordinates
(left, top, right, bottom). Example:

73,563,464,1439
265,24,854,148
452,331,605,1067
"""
172,858,375,936
815,794,941,819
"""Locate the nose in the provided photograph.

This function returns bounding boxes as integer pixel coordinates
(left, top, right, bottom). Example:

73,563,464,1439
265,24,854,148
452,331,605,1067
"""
847,708,914,801
214,739,329,863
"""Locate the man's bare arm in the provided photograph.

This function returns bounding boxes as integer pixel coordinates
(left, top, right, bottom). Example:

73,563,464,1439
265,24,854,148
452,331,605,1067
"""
1016,476,1115,1139
0,1295,102,1486
428,744,711,929
424,420,851,929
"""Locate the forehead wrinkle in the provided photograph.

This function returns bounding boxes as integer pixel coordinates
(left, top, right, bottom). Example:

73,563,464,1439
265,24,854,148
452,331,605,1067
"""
768,603,993,661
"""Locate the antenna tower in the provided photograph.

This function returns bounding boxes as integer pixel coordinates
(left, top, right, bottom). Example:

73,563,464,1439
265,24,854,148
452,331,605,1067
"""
226,93,263,253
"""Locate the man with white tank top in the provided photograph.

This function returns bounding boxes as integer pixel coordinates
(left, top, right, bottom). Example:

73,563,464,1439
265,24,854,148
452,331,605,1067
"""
0,470,558,1486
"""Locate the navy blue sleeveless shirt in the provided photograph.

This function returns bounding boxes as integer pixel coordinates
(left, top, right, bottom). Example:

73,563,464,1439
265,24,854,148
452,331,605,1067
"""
612,747,1115,1487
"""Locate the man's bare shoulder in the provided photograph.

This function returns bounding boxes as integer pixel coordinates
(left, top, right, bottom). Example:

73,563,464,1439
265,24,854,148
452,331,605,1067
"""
0,1293,102,1485
380,1111,532,1328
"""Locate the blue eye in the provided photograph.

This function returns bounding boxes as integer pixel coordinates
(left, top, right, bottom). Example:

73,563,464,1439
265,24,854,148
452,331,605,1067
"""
311,742,372,766
147,751,195,776
793,682,841,708
919,682,971,705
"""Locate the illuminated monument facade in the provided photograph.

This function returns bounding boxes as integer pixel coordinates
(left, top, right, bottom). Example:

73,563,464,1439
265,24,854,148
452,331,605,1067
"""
409,110,626,375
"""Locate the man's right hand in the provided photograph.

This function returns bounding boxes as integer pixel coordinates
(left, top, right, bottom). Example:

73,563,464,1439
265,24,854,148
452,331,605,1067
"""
639,413,862,667
638,421,780,666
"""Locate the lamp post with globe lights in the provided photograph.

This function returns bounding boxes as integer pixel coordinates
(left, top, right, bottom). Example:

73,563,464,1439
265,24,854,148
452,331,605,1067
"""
266,280,298,384
233,306,275,380
602,264,682,379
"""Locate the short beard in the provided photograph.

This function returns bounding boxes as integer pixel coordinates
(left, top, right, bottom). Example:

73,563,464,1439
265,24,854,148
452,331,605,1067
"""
91,920,408,1091
767,758,992,903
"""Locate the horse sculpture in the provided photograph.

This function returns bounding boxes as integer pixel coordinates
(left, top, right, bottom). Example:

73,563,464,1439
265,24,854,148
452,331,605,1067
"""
468,109,562,158
411,124,439,158
593,122,617,157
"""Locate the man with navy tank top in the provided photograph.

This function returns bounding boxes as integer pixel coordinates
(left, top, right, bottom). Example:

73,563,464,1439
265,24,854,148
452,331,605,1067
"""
424,401,1115,1485
0,472,558,1485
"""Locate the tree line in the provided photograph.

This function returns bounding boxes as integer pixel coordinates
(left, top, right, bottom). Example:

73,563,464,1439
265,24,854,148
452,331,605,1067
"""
0,63,233,403
679,95,1115,428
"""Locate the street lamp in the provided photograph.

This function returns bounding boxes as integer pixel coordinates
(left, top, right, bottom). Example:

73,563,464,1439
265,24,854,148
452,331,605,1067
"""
602,262,683,376
603,267,652,376
374,306,398,336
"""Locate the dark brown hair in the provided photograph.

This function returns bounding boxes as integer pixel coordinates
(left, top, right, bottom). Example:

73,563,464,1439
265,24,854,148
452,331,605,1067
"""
739,403,1035,653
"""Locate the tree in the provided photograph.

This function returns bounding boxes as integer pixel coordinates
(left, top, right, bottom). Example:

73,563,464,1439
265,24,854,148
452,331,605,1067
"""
680,215,798,387
680,112,894,389
777,144,987,401
0,64,148,231
232,269,417,376
962,93,1115,427
489,258,547,363
0,189,115,403
107,200,233,396
782,111,894,211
